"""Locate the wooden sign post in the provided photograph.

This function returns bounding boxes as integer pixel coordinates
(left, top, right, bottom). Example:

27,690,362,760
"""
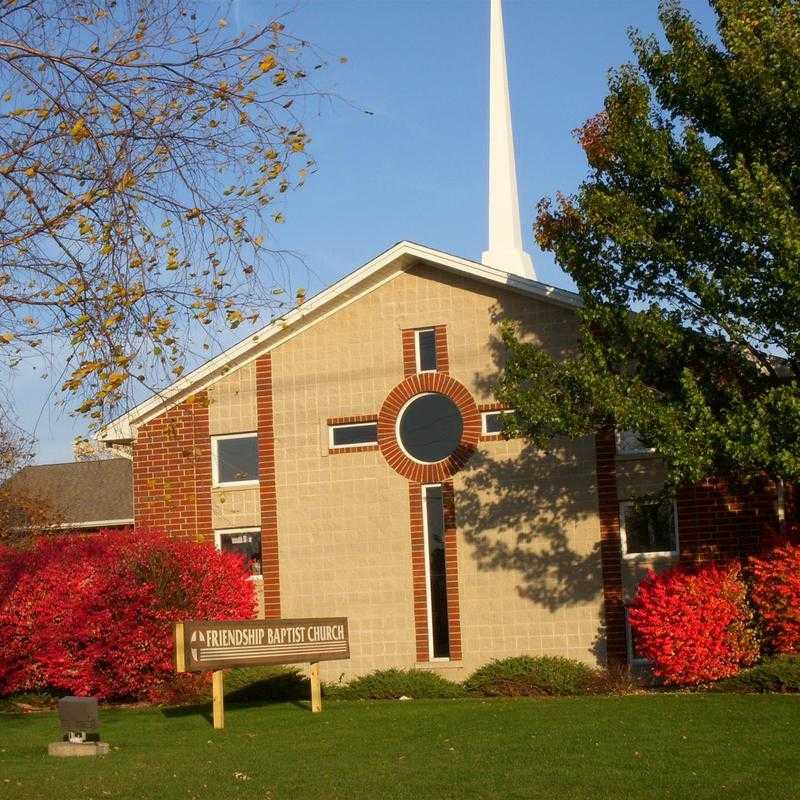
309,662,321,713
212,670,224,729
175,617,349,728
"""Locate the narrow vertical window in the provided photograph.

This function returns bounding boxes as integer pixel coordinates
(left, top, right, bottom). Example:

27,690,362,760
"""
416,328,437,372
423,484,450,659
625,608,648,665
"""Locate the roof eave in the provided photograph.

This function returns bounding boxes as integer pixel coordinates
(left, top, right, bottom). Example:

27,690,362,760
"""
98,241,580,443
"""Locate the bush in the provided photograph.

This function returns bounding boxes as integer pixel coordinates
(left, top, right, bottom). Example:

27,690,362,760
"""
0,529,255,702
326,669,465,700
713,656,800,693
749,543,800,655
463,656,598,697
627,562,758,686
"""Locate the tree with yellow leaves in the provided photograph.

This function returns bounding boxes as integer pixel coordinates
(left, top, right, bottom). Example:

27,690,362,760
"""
0,0,333,422
0,422,56,541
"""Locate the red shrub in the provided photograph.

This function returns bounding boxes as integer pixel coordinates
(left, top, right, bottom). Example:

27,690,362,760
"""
749,543,800,654
627,562,758,685
0,529,255,701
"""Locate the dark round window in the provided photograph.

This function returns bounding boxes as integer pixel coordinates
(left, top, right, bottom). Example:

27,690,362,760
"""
398,393,463,463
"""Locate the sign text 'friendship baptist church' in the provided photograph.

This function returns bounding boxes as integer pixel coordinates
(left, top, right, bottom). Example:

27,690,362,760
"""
175,617,350,673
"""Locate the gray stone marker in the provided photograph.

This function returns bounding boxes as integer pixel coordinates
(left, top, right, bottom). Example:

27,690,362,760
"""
48,697,110,757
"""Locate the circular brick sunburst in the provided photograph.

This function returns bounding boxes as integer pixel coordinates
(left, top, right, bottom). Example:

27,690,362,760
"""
377,373,480,482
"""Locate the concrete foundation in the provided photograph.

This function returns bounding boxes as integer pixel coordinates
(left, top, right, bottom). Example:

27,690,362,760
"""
48,741,110,757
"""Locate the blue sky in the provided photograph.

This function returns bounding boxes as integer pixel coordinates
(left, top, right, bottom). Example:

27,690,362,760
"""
23,0,717,463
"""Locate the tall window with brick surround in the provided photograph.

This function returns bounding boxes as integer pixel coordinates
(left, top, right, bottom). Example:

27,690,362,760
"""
423,484,450,659
402,325,450,377
328,326,467,661
416,328,437,372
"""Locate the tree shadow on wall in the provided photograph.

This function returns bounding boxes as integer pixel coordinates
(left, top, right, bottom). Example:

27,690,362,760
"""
459,291,606,606
456,440,603,613
454,292,610,660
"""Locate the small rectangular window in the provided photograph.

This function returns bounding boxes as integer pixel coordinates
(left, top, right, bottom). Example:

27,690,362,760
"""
620,500,678,557
423,484,450,659
330,422,378,448
482,410,514,435
625,608,648,664
416,328,437,372
216,529,262,576
213,433,259,486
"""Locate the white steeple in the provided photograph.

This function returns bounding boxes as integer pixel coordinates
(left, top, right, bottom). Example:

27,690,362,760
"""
481,0,536,280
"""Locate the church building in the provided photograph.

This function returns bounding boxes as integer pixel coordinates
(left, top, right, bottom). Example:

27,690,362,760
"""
96,0,777,678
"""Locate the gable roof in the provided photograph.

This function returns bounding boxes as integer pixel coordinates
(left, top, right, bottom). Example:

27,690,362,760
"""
4,458,134,528
99,240,580,443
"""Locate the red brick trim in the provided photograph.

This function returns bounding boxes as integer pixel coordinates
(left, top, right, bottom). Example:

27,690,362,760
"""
595,428,627,665
327,414,379,426
133,392,212,541
256,354,280,619
378,373,480,482
434,325,449,374
326,414,380,454
477,402,508,412
328,445,379,455
477,402,516,442
408,481,463,663
401,326,449,376
402,329,417,377
408,482,430,661
442,481,462,660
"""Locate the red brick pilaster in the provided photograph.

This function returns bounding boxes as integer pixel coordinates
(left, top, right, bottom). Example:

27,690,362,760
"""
402,329,417,377
434,325,449,374
442,481,462,660
132,392,212,541
595,428,627,665
408,482,430,661
256,354,280,618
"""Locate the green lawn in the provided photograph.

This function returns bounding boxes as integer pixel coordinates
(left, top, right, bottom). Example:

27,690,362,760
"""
0,695,798,800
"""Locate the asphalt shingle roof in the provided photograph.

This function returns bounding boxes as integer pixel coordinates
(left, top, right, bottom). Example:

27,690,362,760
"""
4,458,133,526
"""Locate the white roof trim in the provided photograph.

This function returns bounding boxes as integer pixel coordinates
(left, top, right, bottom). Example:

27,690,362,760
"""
98,241,579,442
15,518,135,532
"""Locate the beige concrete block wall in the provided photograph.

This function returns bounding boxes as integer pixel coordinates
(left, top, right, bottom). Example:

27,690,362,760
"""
205,362,264,621
265,263,606,680
208,363,257,435
453,435,605,672
207,363,262,551
211,486,260,529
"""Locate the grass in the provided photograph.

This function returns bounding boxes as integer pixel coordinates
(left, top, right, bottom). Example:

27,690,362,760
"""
1,695,799,800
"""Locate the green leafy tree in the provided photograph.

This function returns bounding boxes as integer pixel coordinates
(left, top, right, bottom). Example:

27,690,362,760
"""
0,0,336,422
498,0,800,495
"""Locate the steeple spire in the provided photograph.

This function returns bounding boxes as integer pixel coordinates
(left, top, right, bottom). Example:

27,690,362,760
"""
481,0,536,280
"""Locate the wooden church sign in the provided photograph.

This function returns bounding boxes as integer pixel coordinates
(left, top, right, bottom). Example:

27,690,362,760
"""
175,618,349,672
174,617,349,727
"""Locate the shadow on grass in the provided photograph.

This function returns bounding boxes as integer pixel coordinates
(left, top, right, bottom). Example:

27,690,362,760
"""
161,668,312,725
